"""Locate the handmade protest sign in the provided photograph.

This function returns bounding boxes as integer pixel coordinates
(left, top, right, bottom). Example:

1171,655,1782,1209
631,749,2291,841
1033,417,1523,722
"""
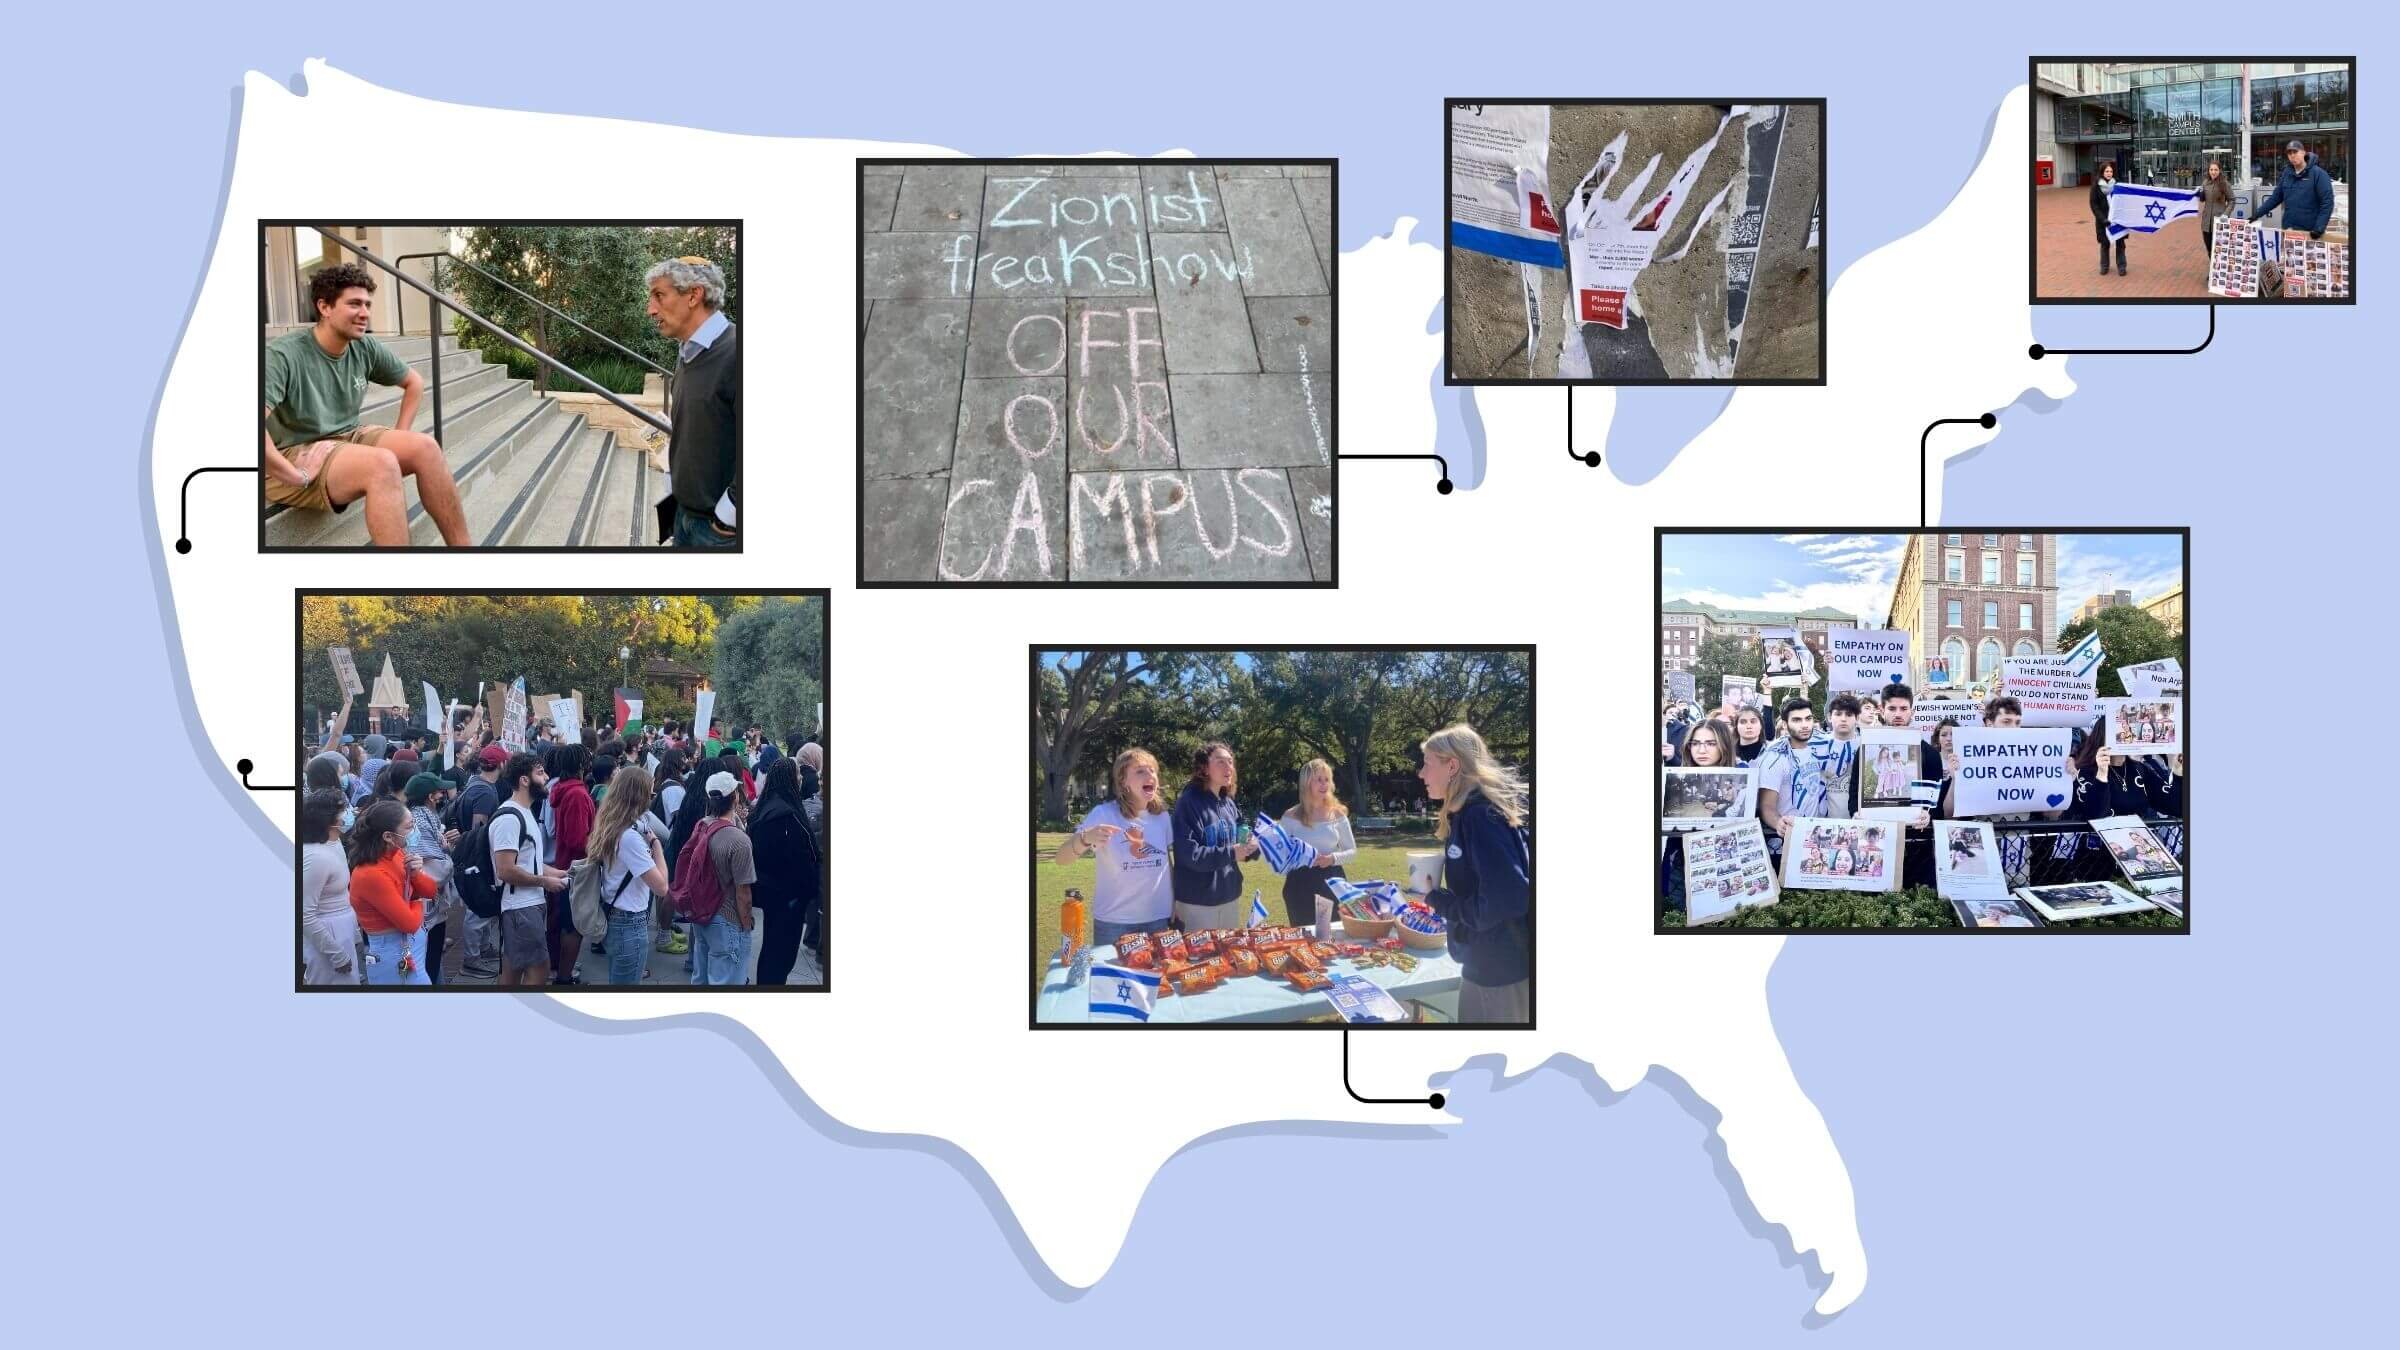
2118,658,2183,700
1828,627,1910,694
1779,817,1900,893
1667,669,1696,704
549,698,581,743
2002,657,2096,729
1932,820,2010,905
1911,696,1983,739
1449,103,1564,267
1951,727,2072,816
2103,697,2182,756
327,646,364,697
1681,820,1778,925
1758,626,1818,689
421,681,439,744
693,690,716,742
1661,767,1754,831
1563,108,1743,330
501,678,529,752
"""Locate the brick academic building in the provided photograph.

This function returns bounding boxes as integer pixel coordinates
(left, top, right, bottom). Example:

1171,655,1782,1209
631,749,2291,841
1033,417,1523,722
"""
1886,532,2059,690
1660,600,1851,686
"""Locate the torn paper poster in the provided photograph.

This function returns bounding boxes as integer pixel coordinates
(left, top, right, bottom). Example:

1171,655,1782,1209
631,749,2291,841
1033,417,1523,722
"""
1724,106,1787,367
1451,103,1564,267
1564,107,1743,330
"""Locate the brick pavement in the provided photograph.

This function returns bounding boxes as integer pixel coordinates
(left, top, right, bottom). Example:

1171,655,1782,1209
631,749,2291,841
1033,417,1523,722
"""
861,163,1334,583
2034,186,2213,300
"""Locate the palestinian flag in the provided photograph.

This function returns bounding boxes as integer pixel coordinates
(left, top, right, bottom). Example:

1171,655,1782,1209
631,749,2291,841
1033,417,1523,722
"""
614,687,645,735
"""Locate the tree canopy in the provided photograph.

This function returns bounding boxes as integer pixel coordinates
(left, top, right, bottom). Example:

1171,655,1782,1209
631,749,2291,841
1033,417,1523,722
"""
445,225,740,376
2057,605,2185,699
299,594,812,739
1033,649,1532,822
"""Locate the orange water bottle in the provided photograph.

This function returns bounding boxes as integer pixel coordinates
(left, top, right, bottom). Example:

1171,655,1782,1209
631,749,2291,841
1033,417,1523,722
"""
1061,887,1090,964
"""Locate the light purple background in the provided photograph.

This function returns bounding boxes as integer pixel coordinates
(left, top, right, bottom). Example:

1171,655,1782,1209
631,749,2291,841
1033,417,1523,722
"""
11,5,2390,1342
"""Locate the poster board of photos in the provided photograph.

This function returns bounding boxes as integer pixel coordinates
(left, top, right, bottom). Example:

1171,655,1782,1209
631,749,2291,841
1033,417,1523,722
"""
1778,817,1901,893
1681,820,1780,925
1662,767,1755,831
2093,814,2187,919
2013,880,2153,923
2101,697,2182,756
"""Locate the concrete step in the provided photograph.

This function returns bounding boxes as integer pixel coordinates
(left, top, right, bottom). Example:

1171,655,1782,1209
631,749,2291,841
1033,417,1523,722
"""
584,430,663,548
460,411,591,548
359,359,504,424
263,379,547,547
511,424,615,548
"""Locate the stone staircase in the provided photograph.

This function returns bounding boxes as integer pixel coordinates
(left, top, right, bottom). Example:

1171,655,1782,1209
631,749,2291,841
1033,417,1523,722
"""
263,327,663,547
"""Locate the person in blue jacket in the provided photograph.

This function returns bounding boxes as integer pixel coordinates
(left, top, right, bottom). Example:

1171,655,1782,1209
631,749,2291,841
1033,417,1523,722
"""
2256,140,2337,238
1412,723,1532,1025
1169,740,1259,930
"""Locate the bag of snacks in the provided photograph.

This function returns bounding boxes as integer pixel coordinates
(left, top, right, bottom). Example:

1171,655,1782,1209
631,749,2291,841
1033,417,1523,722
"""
1115,931,1157,969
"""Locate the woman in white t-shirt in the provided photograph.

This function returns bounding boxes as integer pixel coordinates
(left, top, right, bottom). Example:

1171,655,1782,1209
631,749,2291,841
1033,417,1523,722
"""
589,766,673,985
1053,748,1174,945
1276,757,1357,926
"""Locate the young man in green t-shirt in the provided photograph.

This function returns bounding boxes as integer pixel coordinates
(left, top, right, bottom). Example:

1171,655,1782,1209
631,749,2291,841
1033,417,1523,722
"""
262,262,470,546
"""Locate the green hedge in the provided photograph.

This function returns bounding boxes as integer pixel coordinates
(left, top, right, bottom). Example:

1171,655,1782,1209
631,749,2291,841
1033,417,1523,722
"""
469,336,650,395
1662,884,2183,930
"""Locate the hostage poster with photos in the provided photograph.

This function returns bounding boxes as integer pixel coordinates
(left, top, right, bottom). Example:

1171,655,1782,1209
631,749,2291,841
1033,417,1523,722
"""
1758,627,1818,688
2103,697,2182,756
1779,817,1901,893
1681,820,1779,924
1662,767,1755,830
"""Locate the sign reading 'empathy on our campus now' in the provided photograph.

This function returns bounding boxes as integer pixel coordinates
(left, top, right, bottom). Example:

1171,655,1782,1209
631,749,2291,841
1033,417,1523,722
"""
1827,628,1910,693
1951,728,2072,817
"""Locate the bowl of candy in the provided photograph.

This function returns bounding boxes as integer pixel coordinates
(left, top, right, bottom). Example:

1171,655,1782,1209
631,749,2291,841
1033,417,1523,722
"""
1395,904,1449,950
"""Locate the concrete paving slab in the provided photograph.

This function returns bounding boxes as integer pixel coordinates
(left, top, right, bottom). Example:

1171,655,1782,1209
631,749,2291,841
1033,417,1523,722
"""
1288,163,1332,178
864,231,978,300
1221,178,1327,297
1287,465,1333,582
861,174,901,233
863,477,950,581
1246,296,1331,375
1012,162,1141,177
861,300,970,476
939,377,1068,582
1170,372,1327,469
1065,467,1313,582
1140,164,1227,231
1065,299,1177,473
980,175,1155,299
1216,165,1285,177
966,298,1067,378
892,164,986,230
1149,232,1260,374
1290,174,1334,284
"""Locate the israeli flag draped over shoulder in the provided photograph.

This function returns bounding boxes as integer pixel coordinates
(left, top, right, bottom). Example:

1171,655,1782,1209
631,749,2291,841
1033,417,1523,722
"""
2106,183,2199,241
1088,963,1158,1022
1251,813,1317,874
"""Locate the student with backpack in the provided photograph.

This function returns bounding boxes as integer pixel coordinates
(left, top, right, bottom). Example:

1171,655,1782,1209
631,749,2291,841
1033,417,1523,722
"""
482,752,567,987
450,744,508,979
672,770,756,986
586,766,672,985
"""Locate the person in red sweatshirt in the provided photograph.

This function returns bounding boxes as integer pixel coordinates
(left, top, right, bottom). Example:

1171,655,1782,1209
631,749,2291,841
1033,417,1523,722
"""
544,743,597,985
349,799,437,986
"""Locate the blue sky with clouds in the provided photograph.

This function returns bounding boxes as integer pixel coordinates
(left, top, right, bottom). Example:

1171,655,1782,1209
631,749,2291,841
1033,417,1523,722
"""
1662,532,2183,629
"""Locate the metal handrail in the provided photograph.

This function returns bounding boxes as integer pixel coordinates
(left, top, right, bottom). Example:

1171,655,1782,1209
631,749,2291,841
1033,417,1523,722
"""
395,249,674,424
297,226,670,448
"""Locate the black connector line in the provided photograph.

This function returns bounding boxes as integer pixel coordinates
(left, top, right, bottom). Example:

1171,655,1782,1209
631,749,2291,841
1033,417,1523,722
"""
1568,387,1599,467
1920,415,1997,528
1342,1027,1446,1110
177,465,261,554
2030,304,2215,359
235,759,295,792
1337,452,1454,494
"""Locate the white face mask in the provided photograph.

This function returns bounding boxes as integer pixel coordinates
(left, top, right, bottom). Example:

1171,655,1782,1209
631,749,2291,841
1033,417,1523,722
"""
339,806,356,832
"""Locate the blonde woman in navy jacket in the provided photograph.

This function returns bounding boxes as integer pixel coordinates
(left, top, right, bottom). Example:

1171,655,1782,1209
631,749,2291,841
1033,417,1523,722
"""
1412,723,1532,1025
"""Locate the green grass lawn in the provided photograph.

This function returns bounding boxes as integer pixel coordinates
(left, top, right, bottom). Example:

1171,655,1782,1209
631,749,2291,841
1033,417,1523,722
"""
1031,830,1440,992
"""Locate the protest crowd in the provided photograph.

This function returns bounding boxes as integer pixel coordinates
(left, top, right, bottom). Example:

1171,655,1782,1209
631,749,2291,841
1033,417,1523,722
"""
299,690,824,987
1659,672,2186,918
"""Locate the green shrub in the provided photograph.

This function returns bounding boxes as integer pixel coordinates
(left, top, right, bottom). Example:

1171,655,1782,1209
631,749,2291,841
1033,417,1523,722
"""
1662,884,2182,930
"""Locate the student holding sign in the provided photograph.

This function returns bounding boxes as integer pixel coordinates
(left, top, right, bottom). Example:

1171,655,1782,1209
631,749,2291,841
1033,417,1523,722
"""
2068,721,2177,822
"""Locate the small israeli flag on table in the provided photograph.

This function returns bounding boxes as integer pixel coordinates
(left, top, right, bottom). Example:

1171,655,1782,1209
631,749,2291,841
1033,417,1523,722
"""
2062,628,2104,679
1088,964,1158,1022
2105,184,2199,241
1248,891,1269,928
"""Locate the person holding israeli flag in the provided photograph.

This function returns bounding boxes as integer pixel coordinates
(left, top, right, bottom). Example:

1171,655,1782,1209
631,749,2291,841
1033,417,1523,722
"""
1273,758,1356,926
2094,161,2200,276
